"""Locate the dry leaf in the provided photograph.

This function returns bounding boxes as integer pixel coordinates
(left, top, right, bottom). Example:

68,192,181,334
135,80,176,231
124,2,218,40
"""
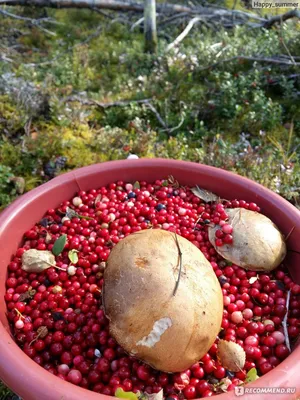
10,177,25,194
95,194,102,205
217,339,246,372
218,377,232,392
22,249,55,273
249,276,258,284
37,326,48,338
18,289,36,302
66,207,78,219
191,185,219,203
143,390,164,400
45,232,52,244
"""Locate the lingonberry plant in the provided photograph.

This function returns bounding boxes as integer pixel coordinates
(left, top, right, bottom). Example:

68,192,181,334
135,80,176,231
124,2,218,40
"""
4,178,300,399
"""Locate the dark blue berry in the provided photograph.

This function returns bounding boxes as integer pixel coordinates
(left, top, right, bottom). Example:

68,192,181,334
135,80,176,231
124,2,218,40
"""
218,275,227,285
128,192,136,199
226,370,235,379
39,218,49,227
156,204,166,211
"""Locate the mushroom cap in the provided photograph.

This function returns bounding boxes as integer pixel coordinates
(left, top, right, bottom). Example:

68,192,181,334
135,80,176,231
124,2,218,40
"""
103,229,223,372
208,208,286,271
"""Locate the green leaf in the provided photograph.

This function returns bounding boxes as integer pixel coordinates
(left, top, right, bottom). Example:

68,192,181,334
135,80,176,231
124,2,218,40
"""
78,214,94,220
161,180,168,187
68,249,78,264
245,368,259,383
52,234,67,256
133,181,140,189
115,388,139,400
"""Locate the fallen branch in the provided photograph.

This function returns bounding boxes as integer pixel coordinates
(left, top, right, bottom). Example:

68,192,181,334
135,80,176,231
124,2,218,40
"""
264,8,300,28
0,8,60,35
145,101,168,129
282,289,291,353
130,16,144,31
166,16,201,52
0,0,299,31
65,95,151,108
0,0,191,13
198,55,300,71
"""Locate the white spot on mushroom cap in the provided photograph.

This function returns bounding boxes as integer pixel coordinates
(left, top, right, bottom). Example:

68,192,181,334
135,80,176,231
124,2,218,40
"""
136,317,172,348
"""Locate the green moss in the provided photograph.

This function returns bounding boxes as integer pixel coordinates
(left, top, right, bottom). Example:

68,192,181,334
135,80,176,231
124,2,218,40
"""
0,7,299,208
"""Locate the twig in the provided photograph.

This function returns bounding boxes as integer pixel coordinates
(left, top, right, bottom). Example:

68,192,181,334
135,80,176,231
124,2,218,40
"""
193,213,204,231
166,16,201,52
168,112,185,133
279,17,296,66
145,101,168,130
0,54,13,63
282,289,291,353
173,233,183,296
65,95,152,109
285,226,295,242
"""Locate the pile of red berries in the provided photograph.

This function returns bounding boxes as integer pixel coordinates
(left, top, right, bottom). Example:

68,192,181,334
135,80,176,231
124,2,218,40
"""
4,179,300,399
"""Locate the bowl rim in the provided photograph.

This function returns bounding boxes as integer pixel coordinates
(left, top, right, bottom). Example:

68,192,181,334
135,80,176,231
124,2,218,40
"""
0,158,299,400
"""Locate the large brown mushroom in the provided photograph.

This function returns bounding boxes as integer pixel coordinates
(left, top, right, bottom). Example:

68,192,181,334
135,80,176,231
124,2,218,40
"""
208,208,286,272
103,229,223,373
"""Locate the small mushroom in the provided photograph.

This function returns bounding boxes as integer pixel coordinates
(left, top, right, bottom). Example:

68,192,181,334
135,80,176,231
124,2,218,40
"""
208,208,286,271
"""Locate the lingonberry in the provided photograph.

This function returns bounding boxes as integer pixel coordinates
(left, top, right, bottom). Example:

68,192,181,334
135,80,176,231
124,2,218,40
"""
4,179,300,397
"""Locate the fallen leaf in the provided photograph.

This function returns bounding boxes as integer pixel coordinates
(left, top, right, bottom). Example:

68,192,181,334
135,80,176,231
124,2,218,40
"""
45,232,52,244
217,340,246,372
133,181,140,189
52,234,67,256
218,377,232,392
66,207,78,220
191,185,219,203
18,289,36,302
10,177,25,194
245,367,259,383
68,249,79,264
22,249,55,273
115,388,139,400
95,194,102,205
142,390,164,400
37,325,48,339
249,276,258,284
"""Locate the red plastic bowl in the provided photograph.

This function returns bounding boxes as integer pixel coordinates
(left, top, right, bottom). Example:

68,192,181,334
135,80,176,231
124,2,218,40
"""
0,159,300,400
